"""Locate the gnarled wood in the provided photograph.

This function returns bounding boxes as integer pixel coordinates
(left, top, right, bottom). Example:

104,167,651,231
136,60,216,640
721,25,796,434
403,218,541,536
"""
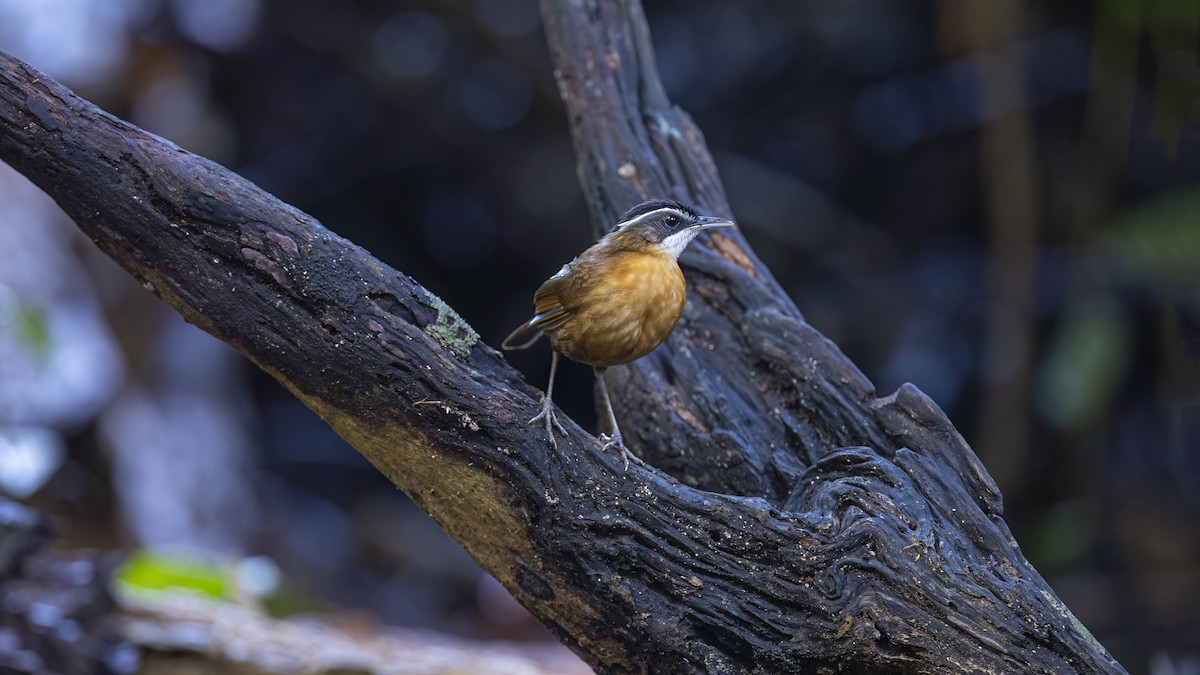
0,0,1123,671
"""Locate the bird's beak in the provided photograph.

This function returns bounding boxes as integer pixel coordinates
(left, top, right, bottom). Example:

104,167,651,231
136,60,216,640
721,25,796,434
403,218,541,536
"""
688,215,736,232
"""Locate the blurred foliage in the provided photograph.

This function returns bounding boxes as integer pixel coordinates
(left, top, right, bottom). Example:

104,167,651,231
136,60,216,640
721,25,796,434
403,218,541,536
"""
1037,297,1131,433
115,549,233,600
14,303,49,357
115,549,328,621
1023,501,1093,573
1107,188,1200,288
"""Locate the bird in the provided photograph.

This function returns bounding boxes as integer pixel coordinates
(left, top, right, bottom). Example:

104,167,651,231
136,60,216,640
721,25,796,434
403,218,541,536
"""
502,199,735,467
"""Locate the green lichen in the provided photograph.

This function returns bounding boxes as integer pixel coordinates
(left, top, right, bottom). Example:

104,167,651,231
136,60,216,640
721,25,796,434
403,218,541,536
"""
420,288,480,358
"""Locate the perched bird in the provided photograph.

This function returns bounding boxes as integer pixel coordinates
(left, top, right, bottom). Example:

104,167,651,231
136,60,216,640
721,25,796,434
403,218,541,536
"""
502,199,734,466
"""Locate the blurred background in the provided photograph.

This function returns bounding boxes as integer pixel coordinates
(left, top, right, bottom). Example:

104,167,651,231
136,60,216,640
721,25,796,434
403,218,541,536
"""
0,0,1196,672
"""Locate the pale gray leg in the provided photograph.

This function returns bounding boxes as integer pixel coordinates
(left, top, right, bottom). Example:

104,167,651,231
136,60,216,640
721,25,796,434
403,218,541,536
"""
530,351,567,446
595,367,642,470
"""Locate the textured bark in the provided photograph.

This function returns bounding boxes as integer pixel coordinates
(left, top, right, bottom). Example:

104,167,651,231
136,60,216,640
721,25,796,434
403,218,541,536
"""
0,1,1124,671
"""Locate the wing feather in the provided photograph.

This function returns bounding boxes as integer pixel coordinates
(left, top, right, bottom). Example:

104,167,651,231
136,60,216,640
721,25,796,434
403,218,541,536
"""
531,276,571,331
502,260,583,349
501,321,543,350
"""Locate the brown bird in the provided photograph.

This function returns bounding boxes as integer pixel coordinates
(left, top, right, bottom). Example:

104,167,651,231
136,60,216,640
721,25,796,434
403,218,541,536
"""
503,199,734,466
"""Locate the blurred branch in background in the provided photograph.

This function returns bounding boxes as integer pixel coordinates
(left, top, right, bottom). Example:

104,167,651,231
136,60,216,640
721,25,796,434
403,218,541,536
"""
122,590,588,675
1147,0,1200,161
940,0,1041,498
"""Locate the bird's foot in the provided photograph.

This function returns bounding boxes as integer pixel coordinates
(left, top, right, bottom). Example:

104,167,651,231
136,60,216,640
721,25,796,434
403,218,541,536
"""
529,395,567,447
598,432,647,471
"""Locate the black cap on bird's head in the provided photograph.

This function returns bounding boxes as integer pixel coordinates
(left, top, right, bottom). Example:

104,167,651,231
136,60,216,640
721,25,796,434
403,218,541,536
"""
613,199,698,228
606,199,735,258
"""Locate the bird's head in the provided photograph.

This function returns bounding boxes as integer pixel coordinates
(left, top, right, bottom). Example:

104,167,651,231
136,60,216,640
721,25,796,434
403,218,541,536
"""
605,199,735,259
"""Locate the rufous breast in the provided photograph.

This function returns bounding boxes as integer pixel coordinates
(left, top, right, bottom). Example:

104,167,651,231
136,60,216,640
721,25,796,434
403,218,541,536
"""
551,251,686,367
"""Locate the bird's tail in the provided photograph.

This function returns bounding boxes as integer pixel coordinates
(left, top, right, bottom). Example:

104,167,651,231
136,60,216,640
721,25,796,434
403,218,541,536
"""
501,321,543,350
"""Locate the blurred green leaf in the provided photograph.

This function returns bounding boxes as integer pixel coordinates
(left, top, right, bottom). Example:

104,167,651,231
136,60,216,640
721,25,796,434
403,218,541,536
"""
260,583,327,619
1036,297,1131,432
115,549,232,599
1105,188,1200,287
1022,502,1092,572
14,304,49,356
1095,0,1144,36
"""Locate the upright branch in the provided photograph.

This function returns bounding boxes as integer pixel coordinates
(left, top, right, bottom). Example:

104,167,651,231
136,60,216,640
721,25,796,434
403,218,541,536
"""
0,0,1123,671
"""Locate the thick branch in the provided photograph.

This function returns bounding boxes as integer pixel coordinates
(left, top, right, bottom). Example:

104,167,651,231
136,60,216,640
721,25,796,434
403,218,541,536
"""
0,5,1122,672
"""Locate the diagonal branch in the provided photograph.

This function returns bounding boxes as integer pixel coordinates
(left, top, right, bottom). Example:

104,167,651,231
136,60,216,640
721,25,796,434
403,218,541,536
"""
0,1,1123,671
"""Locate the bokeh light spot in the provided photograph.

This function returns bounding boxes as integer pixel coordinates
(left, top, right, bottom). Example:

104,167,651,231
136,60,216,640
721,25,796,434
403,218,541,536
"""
458,59,532,130
422,193,499,270
373,11,448,80
171,0,261,52
473,0,540,38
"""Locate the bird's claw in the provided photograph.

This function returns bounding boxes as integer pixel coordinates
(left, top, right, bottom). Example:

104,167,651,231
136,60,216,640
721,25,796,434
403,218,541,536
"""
529,396,567,447
599,432,646,471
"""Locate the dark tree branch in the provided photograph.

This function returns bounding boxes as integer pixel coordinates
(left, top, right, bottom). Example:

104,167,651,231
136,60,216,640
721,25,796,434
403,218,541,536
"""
540,0,986,500
0,1,1122,671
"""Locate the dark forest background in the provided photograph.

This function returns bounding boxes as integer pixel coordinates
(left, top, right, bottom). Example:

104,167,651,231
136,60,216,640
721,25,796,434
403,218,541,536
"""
0,0,1197,672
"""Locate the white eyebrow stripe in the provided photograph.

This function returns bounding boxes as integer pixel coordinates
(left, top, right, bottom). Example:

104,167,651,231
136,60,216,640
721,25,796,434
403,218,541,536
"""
614,207,687,230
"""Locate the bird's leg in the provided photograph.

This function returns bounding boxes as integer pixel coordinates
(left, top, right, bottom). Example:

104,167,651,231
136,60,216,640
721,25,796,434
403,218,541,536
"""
530,351,567,446
595,367,645,470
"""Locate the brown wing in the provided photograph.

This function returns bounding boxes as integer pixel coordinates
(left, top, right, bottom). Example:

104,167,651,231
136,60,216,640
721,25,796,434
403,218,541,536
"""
530,275,571,331
532,254,604,329
501,260,582,350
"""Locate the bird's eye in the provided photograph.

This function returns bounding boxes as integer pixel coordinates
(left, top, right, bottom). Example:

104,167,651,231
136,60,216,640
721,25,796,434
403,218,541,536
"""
664,214,679,227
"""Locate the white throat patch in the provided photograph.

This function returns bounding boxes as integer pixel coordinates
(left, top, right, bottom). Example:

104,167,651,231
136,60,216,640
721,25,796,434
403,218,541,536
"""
660,228,701,259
